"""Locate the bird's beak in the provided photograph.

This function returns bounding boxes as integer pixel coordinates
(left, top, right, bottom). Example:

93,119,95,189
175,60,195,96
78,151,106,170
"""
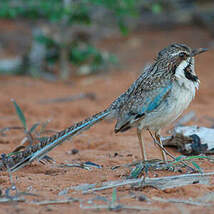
191,48,208,57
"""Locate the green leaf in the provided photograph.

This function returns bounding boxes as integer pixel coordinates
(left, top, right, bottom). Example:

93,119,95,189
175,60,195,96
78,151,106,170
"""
111,188,117,204
191,161,202,172
152,3,162,14
29,123,40,133
184,156,208,161
129,163,144,179
108,54,118,64
7,151,21,157
11,99,27,130
118,20,129,35
175,155,185,161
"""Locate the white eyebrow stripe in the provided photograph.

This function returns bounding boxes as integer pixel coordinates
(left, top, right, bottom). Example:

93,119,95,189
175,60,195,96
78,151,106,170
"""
171,50,188,57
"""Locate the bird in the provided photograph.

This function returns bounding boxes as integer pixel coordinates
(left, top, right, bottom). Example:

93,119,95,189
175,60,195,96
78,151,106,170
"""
0,43,208,172
111,43,207,162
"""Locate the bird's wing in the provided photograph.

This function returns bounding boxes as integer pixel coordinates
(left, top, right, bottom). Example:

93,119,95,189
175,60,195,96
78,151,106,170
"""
114,64,174,132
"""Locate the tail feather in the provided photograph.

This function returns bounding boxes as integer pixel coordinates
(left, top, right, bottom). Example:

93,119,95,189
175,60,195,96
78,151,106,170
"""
0,109,111,172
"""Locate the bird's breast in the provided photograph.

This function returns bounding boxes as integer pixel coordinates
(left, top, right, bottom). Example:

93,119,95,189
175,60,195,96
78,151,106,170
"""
138,80,197,130
169,80,196,117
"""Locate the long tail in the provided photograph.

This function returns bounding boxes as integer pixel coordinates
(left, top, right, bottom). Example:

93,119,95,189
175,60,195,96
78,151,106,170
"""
0,109,112,172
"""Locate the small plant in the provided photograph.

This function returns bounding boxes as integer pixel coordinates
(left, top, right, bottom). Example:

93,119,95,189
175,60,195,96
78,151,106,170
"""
11,99,40,149
127,155,208,179
2,99,53,163
169,155,209,173
35,34,118,76
0,0,138,79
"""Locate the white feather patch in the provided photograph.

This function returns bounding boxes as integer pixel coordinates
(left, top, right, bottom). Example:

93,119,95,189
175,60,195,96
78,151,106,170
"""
175,58,199,90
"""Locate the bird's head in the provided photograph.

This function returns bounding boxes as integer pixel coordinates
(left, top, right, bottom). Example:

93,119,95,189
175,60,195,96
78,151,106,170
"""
157,43,208,84
157,43,207,64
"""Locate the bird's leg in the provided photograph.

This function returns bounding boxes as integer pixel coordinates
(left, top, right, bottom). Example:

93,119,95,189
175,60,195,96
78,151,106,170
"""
155,131,167,163
137,128,147,161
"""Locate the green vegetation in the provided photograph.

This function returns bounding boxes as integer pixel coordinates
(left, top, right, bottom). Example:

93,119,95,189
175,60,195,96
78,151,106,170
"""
0,0,138,79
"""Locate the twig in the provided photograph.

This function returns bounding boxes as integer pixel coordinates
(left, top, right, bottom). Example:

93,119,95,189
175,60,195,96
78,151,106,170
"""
59,161,102,170
80,189,156,211
80,204,157,211
58,163,91,170
148,130,178,160
31,198,79,205
67,172,214,193
152,196,211,206
0,197,25,203
122,205,157,211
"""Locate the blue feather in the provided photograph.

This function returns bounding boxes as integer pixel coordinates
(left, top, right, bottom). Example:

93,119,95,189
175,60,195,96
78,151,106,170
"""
142,84,172,114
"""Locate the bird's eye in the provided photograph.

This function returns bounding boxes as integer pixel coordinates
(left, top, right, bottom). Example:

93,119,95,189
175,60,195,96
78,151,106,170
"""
179,52,186,58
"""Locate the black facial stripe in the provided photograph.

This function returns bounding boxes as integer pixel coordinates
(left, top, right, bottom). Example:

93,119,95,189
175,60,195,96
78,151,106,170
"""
184,63,198,82
185,71,198,82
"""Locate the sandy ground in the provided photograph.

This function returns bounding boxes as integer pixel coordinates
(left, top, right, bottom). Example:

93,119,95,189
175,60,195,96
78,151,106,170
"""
0,26,214,213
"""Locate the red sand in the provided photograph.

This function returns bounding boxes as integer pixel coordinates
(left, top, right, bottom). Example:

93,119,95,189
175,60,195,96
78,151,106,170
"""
0,26,214,213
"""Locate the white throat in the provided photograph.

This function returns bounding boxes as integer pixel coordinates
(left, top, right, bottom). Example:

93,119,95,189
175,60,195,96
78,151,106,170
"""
174,58,199,90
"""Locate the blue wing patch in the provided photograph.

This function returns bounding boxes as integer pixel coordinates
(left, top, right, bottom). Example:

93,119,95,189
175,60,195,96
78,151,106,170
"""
141,84,172,114
115,83,172,133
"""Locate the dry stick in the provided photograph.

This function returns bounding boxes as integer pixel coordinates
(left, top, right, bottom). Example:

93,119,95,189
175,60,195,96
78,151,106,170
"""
31,198,79,205
152,196,211,206
31,197,156,211
70,172,213,193
148,130,197,172
0,197,25,203
148,130,180,160
80,204,157,211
